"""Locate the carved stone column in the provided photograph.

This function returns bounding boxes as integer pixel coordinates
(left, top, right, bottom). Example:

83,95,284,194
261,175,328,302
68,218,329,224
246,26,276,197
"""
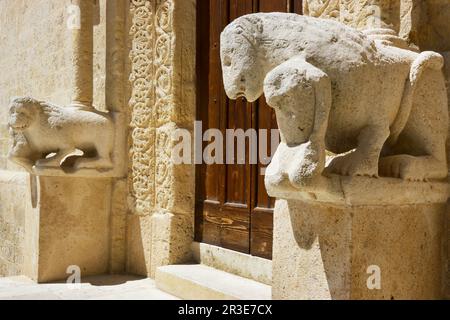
71,0,95,108
127,0,196,277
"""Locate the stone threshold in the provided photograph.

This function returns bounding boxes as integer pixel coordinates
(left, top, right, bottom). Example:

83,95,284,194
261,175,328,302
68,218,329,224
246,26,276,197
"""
191,242,272,285
155,264,271,300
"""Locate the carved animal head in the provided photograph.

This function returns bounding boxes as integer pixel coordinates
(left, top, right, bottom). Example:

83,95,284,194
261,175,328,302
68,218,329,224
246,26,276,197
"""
8,97,40,132
264,68,316,146
220,16,265,102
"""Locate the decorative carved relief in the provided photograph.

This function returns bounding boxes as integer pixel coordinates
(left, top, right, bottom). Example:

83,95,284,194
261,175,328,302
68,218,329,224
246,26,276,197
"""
129,0,174,215
8,97,114,175
7,0,123,178
220,13,448,200
303,0,341,20
304,0,395,31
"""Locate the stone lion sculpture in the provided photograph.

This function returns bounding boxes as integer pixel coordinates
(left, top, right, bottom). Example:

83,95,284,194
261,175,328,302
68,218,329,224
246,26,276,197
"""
220,13,448,190
8,97,114,172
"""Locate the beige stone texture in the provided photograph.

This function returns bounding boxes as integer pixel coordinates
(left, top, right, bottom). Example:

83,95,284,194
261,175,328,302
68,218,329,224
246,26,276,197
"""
304,0,401,31
126,0,196,277
34,177,112,283
266,174,449,206
8,97,116,176
0,275,178,300
1,173,113,282
6,0,128,178
222,12,449,300
222,13,448,187
1,0,448,301
126,214,153,277
273,199,446,300
0,0,108,169
71,0,95,107
304,1,450,52
304,0,450,299
109,179,128,274
0,0,129,281
192,242,272,286
150,212,193,277
0,171,32,277
401,0,450,52
156,265,271,300
126,212,193,279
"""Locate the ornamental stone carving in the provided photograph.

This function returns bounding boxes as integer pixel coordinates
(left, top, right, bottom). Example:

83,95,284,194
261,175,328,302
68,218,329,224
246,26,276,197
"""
8,97,114,175
220,13,448,201
6,0,121,178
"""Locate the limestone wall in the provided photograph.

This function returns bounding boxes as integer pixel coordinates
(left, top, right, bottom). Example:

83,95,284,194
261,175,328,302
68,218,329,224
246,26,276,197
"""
0,0,107,277
0,171,30,276
0,0,107,171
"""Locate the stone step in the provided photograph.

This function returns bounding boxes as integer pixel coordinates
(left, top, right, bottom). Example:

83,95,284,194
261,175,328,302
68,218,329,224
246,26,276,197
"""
155,264,272,300
191,242,272,286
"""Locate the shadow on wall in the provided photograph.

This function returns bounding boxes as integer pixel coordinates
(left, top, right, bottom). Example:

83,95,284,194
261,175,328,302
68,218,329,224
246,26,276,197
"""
126,213,194,279
409,1,450,52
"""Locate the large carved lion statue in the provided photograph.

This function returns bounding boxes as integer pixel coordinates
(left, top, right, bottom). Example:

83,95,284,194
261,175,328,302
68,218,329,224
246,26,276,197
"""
220,13,448,188
8,97,114,172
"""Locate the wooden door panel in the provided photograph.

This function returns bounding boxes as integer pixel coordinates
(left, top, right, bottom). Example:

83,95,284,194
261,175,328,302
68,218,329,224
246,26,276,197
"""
201,201,250,253
196,0,303,259
248,0,304,259
204,0,227,203
225,0,254,211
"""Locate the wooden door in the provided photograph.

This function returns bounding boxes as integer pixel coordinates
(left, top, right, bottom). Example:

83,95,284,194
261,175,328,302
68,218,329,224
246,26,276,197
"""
196,0,303,259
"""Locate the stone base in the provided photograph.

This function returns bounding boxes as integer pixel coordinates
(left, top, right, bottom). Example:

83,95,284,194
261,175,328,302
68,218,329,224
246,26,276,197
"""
26,177,112,283
273,199,446,300
126,212,193,278
266,174,449,206
155,264,271,300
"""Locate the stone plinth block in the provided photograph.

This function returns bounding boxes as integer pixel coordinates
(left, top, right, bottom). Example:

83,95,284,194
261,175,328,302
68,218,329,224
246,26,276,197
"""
266,174,449,206
27,177,112,283
273,198,446,300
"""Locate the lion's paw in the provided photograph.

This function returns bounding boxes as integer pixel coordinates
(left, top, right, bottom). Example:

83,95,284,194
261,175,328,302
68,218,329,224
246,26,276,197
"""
379,155,424,181
327,152,378,178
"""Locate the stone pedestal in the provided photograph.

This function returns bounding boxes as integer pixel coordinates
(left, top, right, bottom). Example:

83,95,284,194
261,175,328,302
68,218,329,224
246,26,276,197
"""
272,178,448,300
24,177,112,283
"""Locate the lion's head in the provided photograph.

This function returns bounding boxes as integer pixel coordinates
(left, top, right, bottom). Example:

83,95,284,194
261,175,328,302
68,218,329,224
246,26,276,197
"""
8,97,61,133
8,97,41,132
220,16,266,102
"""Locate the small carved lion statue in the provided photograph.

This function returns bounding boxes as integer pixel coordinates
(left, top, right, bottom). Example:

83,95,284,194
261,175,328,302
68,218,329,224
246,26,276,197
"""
8,97,114,172
220,13,448,189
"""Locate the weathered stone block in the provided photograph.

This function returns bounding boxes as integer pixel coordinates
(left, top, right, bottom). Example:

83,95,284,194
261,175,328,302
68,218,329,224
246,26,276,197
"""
273,199,446,300
35,177,112,283
155,123,195,215
0,170,30,277
150,212,193,278
126,214,153,277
